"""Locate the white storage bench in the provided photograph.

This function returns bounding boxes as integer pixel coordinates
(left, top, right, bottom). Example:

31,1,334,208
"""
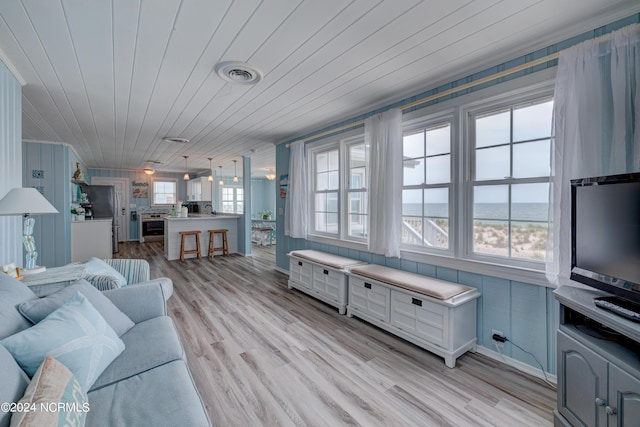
288,250,366,314
347,264,480,368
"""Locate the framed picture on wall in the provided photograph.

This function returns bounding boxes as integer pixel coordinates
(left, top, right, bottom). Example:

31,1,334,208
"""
279,174,288,198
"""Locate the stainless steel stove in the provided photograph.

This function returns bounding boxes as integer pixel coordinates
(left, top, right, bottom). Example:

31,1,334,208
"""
139,213,165,243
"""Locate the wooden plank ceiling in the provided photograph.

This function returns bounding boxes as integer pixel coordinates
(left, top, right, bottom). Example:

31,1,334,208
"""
0,0,638,176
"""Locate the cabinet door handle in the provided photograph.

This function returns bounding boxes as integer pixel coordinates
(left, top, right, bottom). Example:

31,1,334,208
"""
605,406,616,415
323,269,329,275
595,398,606,406
364,282,372,289
412,298,422,307
298,261,302,266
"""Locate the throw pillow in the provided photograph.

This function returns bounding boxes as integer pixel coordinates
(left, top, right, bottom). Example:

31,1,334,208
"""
84,257,127,288
0,292,125,390
9,355,88,427
0,273,38,340
19,281,135,336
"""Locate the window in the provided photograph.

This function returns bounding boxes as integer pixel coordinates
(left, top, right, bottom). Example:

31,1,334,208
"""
470,98,552,262
222,187,243,213
152,179,177,205
312,147,339,236
402,122,452,251
346,139,368,240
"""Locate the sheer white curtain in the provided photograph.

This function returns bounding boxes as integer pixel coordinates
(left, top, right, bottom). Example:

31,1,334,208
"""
366,108,403,258
546,24,640,285
285,140,308,238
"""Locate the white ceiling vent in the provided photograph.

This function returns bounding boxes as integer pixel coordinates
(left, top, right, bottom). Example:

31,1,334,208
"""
162,137,190,144
215,61,263,85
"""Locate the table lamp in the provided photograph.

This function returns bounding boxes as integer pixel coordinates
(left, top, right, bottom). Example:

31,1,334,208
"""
0,187,59,273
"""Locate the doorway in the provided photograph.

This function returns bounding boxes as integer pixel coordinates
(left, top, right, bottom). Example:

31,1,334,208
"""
90,177,130,243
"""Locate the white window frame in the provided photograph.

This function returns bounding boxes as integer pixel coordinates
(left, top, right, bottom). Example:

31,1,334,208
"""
343,135,368,243
308,142,341,238
463,91,554,271
400,113,456,256
151,178,178,206
221,186,243,213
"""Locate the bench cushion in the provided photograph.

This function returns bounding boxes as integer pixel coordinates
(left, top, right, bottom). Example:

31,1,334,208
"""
289,250,365,270
349,264,472,300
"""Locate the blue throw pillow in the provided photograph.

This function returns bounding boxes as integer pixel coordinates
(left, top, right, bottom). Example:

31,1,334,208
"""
84,257,128,287
19,281,135,336
0,292,125,390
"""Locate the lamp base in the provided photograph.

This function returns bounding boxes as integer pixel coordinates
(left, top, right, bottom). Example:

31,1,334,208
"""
21,266,46,276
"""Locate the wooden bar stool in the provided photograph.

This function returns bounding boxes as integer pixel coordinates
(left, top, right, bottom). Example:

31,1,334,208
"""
179,231,202,262
207,229,229,258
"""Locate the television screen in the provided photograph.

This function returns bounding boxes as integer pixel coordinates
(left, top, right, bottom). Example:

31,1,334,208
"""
571,173,640,304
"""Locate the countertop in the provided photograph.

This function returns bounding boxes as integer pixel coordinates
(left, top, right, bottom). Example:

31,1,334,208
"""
71,218,112,223
164,214,240,221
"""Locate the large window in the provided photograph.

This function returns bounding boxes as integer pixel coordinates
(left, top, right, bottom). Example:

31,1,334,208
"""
402,121,452,251
470,98,552,262
152,179,177,205
312,147,339,236
346,139,368,240
222,187,243,213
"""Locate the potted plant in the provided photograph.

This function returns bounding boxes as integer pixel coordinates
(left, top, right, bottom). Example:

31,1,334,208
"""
258,210,272,220
70,205,85,221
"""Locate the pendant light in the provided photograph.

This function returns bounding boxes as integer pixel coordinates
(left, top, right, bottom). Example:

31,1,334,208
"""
207,158,214,181
182,155,190,180
218,166,223,186
232,159,238,183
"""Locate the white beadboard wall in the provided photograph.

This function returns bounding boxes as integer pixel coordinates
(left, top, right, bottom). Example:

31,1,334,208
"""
0,59,22,267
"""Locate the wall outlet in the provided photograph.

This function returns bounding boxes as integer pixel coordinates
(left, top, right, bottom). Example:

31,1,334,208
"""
492,329,505,348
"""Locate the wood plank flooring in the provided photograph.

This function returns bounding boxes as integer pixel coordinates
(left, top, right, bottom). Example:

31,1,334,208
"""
115,242,556,426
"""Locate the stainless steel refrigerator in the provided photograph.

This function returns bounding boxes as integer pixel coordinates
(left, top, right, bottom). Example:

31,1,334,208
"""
81,185,119,253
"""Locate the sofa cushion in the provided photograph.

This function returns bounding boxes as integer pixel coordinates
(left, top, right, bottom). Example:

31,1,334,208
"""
0,292,125,390
0,273,37,340
0,345,29,427
9,355,88,427
90,316,184,391
84,257,127,288
19,281,134,336
87,360,210,427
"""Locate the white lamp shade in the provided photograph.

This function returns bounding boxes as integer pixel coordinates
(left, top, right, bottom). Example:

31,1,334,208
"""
0,188,59,216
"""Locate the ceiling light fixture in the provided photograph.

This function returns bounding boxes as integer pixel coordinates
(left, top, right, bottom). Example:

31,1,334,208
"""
215,61,263,85
264,168,276,180
207,158,214,182
232,160,238,183
218,166,223,186
143,168,155,175
182,155,190,180
162,137,190,144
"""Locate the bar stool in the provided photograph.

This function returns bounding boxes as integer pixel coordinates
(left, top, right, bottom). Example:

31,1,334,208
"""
207,229,229,258
179,231,202,262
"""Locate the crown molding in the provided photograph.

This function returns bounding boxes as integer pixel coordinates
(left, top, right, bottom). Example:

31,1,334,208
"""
0,47,26,86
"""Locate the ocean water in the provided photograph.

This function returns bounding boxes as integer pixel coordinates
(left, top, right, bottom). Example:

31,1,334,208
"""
403,203,549,222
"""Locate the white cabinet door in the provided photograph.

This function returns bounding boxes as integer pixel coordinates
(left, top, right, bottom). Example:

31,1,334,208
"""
71,220,112,262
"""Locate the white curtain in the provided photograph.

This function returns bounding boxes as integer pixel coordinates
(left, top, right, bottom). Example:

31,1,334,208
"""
285,140,308,238
546,24,640,285
366,108,403,258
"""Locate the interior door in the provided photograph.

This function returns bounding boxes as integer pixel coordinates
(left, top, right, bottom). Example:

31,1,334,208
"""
90,177,129,242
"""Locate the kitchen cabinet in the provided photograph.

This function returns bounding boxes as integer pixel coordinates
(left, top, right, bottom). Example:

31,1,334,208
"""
187,177,212,201
71,219,112,262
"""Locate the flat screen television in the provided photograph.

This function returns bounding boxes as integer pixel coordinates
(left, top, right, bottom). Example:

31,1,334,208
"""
571,172,640,307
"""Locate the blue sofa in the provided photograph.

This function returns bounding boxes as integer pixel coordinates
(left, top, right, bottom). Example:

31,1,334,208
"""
0,272,211,426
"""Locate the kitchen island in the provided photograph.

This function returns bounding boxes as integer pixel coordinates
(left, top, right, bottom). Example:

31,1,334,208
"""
164,214,240,261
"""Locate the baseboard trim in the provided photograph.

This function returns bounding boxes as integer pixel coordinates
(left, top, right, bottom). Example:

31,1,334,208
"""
274,266,289,276
476,345,557,385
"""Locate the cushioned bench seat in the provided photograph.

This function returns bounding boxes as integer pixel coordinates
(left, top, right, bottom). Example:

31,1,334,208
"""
288,250,366,314
289,250,366,270
349,264,472,301
347,264,480,368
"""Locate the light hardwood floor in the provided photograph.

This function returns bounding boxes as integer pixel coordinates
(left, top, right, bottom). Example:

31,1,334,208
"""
116,242,556,426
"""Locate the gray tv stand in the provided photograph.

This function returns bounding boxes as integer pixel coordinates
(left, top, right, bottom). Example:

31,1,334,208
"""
554,286,640,426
